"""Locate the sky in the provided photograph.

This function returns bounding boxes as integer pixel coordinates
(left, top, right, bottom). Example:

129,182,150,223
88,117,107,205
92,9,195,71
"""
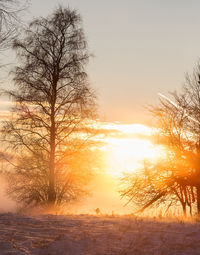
3,1,198,214
6,0,200,124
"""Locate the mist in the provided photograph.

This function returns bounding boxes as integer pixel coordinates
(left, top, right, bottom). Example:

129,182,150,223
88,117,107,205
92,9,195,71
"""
65,173,133,215
0,175,16,213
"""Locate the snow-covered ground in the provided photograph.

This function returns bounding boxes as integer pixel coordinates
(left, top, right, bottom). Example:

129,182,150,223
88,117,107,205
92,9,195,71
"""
0,213,200,255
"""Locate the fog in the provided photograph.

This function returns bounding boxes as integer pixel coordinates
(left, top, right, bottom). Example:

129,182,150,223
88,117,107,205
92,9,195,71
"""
0,172,134,215
0,175,16,213
66,173,134,215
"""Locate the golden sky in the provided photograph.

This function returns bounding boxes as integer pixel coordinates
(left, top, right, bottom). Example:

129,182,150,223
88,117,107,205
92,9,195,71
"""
67,122,164,214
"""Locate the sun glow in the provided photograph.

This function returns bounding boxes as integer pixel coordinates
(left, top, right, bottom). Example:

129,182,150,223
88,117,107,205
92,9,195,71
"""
64,122,164,214
100,122,154,136
101,123,163,177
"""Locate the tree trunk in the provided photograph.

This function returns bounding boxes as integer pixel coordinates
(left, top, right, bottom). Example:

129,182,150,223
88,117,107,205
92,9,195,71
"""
48,87,57,206
182,203,186,217
48,137,56,206
196,186,200,215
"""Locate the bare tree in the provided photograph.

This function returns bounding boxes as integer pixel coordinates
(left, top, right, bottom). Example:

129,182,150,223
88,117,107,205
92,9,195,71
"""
0,0,27,56
120,158,194,216
2,6,97,209
121,63,200,216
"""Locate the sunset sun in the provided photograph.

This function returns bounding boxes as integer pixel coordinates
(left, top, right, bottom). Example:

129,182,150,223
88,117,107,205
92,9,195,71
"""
101,124,163,177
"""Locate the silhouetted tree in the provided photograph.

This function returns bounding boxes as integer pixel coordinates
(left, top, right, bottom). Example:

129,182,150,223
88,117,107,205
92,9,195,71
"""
121,158,195,216
0,0,27,57
2,6,97,209
121,63,200,216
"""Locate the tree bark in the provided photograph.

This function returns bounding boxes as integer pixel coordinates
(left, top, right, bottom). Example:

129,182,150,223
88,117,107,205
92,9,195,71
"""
182,203,186,217
48,86,56,206
196,186,200,215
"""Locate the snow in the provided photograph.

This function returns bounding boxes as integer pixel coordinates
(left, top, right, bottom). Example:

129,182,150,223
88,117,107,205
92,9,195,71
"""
0,213,200,255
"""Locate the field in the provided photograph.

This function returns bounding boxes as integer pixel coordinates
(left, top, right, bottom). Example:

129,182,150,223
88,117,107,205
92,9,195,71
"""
0,213,200,255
